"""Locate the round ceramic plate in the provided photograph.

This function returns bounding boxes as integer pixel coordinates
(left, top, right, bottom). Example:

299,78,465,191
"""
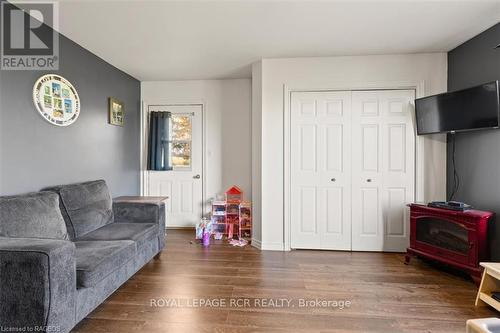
33,74,80,126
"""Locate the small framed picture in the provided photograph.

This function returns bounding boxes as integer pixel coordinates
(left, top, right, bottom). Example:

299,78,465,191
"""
109,97,124,126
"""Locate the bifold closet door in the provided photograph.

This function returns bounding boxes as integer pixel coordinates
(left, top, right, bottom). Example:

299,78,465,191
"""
290,91,352,250
351,90,415,252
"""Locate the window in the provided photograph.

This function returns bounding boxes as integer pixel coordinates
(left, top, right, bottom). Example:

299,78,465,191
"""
169,114,192,169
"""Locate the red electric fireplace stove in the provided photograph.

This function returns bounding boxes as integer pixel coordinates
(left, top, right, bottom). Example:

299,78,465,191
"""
406,203,493,284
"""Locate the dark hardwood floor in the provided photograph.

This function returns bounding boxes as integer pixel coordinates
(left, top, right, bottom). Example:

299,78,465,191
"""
73,230,496,333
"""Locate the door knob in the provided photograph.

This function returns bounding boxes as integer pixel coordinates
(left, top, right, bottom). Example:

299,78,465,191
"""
366,179,372,182
193,174,201,179
331,178,336,182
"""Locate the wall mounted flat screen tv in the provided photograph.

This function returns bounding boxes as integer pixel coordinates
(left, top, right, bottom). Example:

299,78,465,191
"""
415,81,500,135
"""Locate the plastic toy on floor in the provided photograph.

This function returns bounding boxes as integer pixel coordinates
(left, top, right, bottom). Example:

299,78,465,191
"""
209,185,252,247
195,217,212,247
229,237,248,247
202,229,211,247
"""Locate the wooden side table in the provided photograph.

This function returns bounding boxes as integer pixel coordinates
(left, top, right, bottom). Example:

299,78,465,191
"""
475,262,500,312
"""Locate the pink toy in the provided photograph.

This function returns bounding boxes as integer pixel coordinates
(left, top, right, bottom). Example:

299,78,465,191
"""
202,231,210,247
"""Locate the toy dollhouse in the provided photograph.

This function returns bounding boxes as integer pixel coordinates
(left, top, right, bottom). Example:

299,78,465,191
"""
225,186,242,239
210,186,252,243
225,186,243,202
211,200,226,240
239,201,252,240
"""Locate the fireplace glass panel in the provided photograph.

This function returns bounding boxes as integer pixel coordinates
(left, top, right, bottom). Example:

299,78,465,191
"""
416,217,469,254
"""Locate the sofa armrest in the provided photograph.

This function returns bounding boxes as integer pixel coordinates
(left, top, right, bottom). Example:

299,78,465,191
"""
0,238,76,333
113,200,166,248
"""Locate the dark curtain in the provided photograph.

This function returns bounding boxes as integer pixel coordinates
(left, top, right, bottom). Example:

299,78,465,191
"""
147,111,172,171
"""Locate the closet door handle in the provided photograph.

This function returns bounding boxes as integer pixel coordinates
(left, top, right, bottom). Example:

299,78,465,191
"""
331,178,336,182
366,179,372,183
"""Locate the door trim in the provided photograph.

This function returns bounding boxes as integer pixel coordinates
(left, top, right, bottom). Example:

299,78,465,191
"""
140,101,207,217
284,81,426,251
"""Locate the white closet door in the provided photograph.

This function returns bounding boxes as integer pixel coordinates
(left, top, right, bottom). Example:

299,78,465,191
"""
290,91,352,250
351,90,415,252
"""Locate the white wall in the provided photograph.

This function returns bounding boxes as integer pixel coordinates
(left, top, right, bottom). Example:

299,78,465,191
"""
253,53,448,250
251,62,262,246
141,79,252,213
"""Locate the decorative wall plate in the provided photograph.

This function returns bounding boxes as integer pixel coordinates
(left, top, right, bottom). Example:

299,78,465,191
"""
33,74,80,126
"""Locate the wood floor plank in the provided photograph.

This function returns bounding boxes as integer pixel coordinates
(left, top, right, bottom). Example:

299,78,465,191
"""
72,230,496,332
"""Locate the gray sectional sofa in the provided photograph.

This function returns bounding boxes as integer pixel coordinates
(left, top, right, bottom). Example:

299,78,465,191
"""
0,180,166,332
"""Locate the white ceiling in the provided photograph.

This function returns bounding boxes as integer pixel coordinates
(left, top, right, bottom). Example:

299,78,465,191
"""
54,0,500,81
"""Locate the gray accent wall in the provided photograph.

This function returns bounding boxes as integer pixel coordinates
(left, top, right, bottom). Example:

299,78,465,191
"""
446,23,500,259
0,22,141,196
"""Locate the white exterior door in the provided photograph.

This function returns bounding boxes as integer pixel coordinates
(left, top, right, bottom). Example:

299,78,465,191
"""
147,104,203,228
290,91,352,250
290,90,415,252
351,90,415,251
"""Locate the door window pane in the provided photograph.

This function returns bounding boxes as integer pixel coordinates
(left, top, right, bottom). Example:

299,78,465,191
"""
170,114,192,169
171,142,191,167
171,115,192,141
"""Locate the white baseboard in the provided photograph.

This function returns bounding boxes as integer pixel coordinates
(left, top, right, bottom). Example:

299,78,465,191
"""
251,238,262,249
261,242,284,251
251,239,285,251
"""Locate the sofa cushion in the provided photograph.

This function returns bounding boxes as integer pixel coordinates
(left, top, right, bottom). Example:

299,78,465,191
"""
44,180,114,239
75,240,135,288
0,192,69,240
76,223,158,249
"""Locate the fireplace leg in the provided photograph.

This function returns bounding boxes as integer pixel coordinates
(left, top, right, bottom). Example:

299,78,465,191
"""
471,275,481,286
404,253,412,265
470,271,483,286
